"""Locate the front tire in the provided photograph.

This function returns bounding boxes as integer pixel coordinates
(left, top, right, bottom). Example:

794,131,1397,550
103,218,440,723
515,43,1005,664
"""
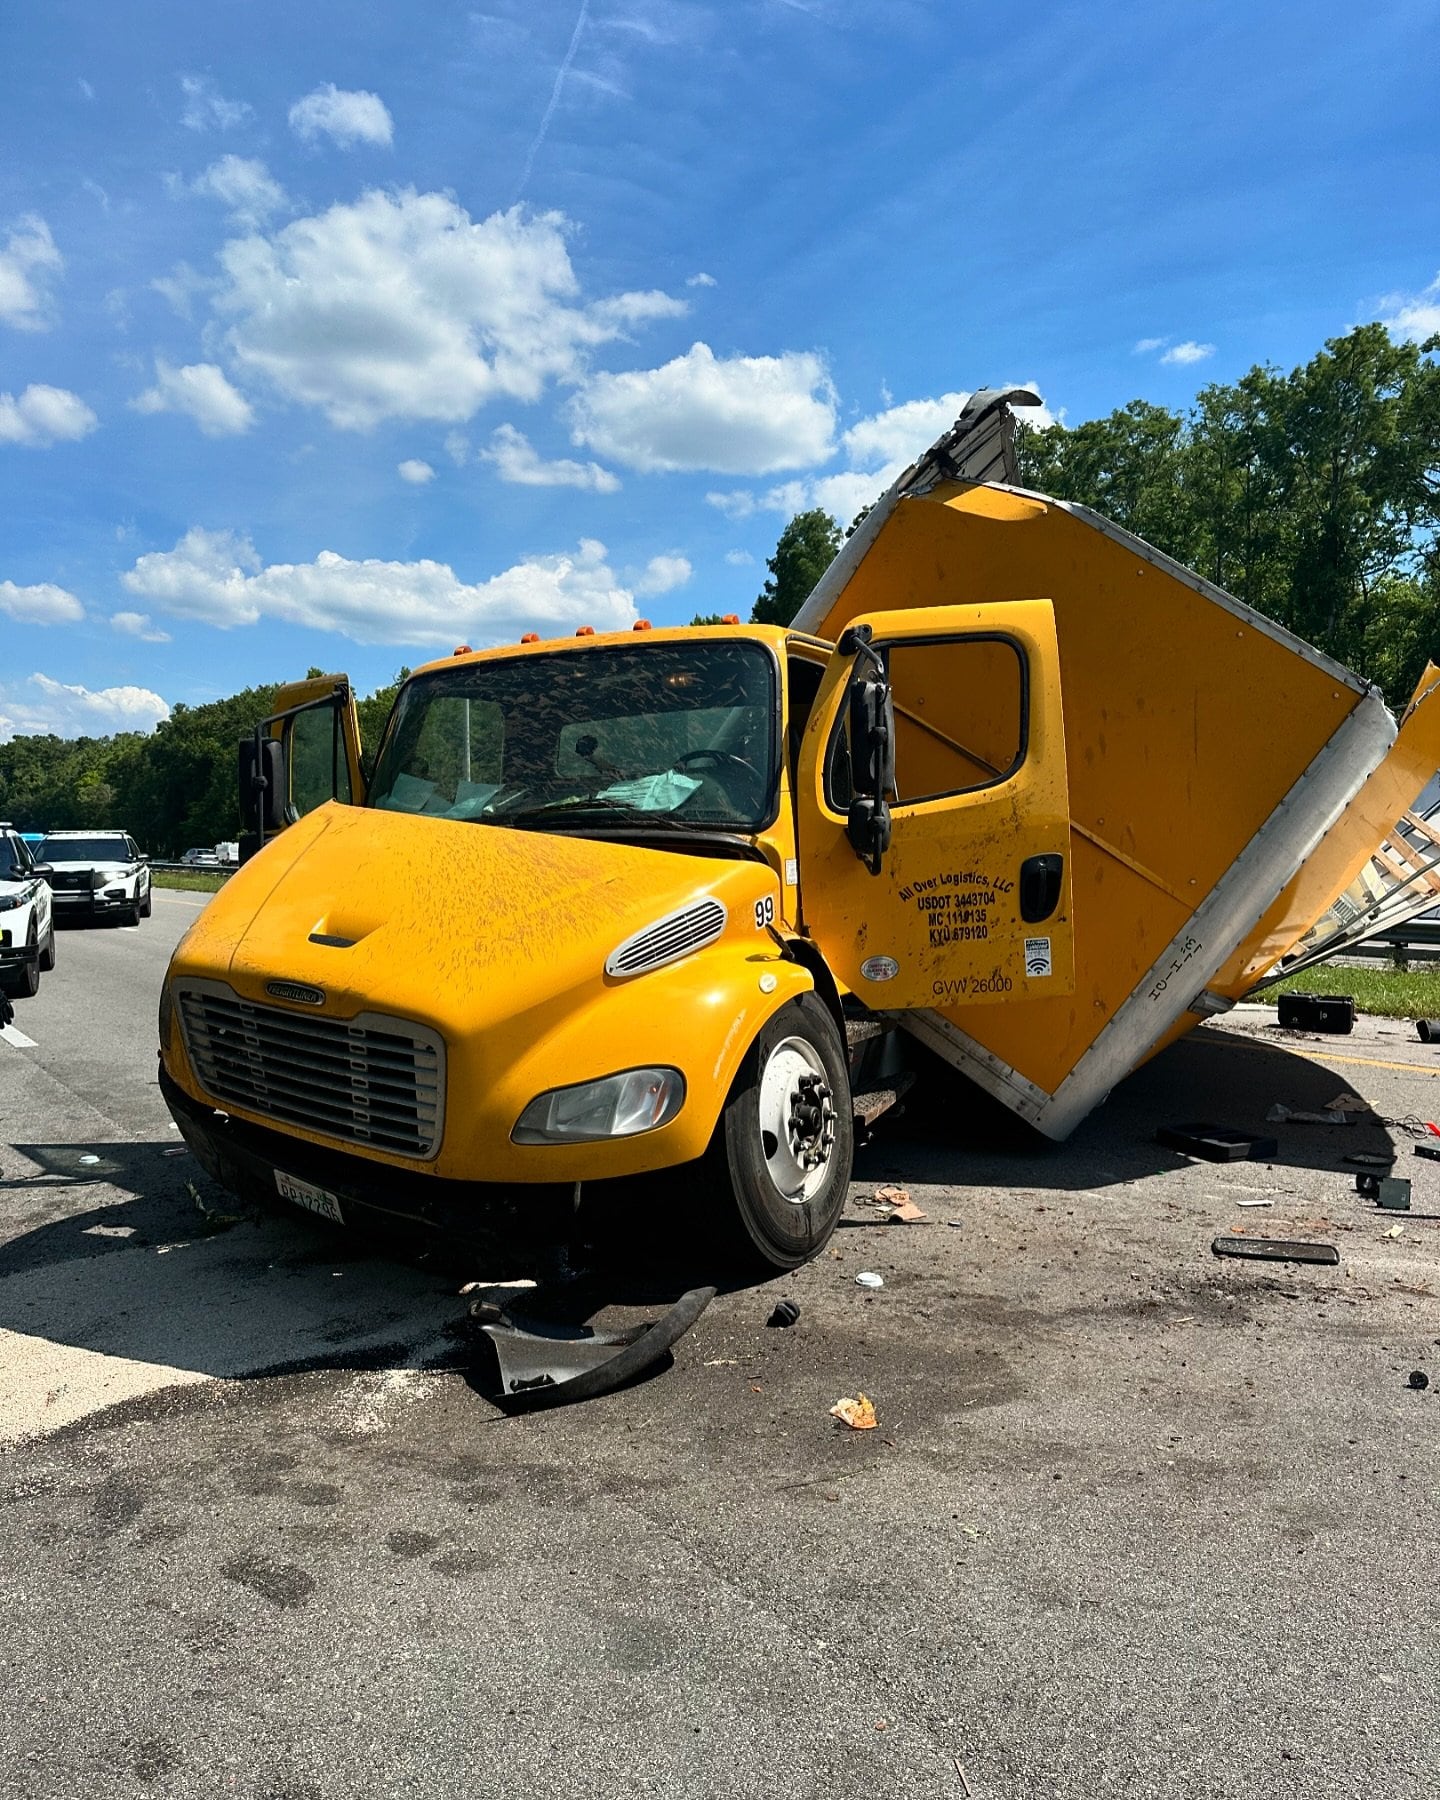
139,885,152,918
39,922,55,971
2,924,40,999
706,994,854,1272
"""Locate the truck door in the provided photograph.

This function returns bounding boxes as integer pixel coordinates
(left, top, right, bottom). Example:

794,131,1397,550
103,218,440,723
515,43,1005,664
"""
241,675,366,842
795,602,1075,1010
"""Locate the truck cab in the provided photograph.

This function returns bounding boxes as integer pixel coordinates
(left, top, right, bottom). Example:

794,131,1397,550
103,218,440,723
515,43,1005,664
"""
158,601,1074,1271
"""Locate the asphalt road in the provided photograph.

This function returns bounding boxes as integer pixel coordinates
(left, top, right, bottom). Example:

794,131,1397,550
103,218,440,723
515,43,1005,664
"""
1,901,1437,1799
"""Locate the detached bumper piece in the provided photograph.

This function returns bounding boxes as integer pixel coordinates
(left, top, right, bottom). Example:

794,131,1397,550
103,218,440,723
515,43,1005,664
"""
470,1285,716,1412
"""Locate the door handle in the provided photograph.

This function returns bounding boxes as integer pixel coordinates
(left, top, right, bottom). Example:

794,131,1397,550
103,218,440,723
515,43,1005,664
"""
1019,854,1064,923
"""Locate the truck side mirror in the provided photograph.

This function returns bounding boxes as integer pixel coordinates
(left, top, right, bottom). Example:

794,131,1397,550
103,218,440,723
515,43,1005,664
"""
238,736,287,835
844,674,896,876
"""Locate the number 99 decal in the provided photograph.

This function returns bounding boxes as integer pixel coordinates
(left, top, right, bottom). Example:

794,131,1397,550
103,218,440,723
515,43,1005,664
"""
753,894,775,930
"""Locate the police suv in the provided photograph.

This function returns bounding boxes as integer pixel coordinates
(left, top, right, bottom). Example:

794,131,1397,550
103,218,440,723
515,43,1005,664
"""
36,830,152,927
0,823,56,998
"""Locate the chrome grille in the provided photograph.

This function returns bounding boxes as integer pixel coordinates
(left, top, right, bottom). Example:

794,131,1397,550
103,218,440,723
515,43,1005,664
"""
605,898,727,978
175,979,444,1158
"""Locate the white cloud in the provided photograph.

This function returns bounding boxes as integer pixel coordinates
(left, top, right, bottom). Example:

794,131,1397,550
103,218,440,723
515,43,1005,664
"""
0,215,62,330
705,385,1056,522
481,423,620,492
288,84,394,149
1134,336,1166,355
212,190,686,430
443,430,470,466
632,555,691,598
569,342,836,475
398,458,435,484
1161,340,1215,366
686,272,716,288
122,526,641,647
110,610,171,642
1379,273,1440,342
0,384,98,447
132,361,254,437
151,261,211,320
723,549,754,567
841,390,971,471
180,75,251,132
190,155,287,227
0,674,170,742
0,579,84,624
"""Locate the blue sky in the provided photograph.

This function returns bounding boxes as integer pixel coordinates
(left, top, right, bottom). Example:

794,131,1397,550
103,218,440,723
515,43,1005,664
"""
2,0,1437,741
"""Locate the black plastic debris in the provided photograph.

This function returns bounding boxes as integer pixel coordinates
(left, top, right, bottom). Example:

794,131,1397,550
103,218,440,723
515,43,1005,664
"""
1212,1235,1339,1266
1417,1020,1440,1044
766,1299,801,1328
1414,1142,1440,1163
1157,1122,1279,1162
1277,993,1354,1034
1356,1173,1413,1210
1408,1371,1430,1391
471,1285,715,1411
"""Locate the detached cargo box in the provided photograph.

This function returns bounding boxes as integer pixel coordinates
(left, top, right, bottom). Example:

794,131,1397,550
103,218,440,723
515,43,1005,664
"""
793,393,1440,1139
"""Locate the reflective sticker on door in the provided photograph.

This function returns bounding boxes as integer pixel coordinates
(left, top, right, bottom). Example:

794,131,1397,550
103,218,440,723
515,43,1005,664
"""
1024,937,1053,977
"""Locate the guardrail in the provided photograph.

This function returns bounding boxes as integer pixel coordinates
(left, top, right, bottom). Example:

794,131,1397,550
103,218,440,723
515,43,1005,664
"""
1347,921,1440,964
148,860,236,876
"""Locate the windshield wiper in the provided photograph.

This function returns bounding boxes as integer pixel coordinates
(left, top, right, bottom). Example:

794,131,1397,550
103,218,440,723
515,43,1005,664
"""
496,798,694,833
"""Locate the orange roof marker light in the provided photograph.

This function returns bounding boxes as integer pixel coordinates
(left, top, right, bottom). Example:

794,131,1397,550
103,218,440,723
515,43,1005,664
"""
633,619,652,631
721,613,740,625
575,625,595,636
520,633,539,644
453,644,473,656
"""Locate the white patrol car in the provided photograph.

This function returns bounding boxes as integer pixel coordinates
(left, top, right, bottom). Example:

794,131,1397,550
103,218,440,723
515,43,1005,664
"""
0,823,56,998
37,829,152,927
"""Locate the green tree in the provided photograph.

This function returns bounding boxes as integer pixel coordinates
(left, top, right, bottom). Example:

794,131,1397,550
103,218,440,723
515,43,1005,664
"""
751,509,842,627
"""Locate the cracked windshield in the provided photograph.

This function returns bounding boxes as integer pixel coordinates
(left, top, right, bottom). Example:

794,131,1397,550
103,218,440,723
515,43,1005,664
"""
367,640,776,834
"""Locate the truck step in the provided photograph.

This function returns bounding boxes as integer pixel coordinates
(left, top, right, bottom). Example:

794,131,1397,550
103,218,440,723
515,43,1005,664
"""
844,1015,888,1047
851,1071,916,1128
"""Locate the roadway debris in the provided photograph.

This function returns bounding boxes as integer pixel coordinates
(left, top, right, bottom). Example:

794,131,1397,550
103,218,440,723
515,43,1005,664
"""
1276,994,1355,1033
469,1284,716,1411
1408,1371,1430,1391
1355,1173,1412,1210
1212,1235,1340,1266
1266,1101,1358,1127
855,1271,885,1289
1157,1122,1278,1161
766,1299,801,1328
830,1394,878,1430
1416,1020,1440,1043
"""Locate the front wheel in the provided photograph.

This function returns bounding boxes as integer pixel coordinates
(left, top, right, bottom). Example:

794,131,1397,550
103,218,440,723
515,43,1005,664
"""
139,885,152,919
39,922,55,971
2,924,40,999
705,994,854,1272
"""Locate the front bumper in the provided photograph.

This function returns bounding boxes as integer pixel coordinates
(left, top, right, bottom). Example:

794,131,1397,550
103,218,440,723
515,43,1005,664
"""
53,889,128,914
160,1063,575,1254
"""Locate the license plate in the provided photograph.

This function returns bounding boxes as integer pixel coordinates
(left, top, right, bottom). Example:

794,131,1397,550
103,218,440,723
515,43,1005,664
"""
274,1170,344,1224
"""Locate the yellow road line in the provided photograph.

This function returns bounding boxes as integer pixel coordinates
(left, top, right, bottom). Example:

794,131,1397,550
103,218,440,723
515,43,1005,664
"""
1305,1050,1440,1078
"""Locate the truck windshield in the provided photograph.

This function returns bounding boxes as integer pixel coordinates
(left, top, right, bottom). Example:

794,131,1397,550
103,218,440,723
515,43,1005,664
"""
39,836,130,862
367,640,778,834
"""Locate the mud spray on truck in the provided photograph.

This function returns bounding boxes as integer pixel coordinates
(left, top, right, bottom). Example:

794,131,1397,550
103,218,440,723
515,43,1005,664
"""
157,390,1440,1272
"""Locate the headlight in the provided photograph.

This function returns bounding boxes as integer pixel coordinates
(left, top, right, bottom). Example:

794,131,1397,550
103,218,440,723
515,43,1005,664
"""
0,892,23,913
512,1067,685,1145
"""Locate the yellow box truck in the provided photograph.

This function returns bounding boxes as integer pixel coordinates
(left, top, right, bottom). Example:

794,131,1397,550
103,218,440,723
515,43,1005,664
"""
157,390,1440,1270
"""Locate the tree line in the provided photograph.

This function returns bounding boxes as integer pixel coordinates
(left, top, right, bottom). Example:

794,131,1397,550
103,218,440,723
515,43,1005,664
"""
3,323,1435,850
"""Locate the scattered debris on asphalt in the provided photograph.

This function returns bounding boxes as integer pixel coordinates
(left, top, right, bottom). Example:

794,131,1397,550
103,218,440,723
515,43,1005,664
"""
888,1197,928,1223
1414,1142,1440,1163
855,1271,885,1289
470,1284,716,1411
1236,1198,1274,1208
946,1218,964,1229
1212,1235,1340,1266
1266,1102,1355,1127
1416,1019,1440,1043
767,1299,801,1328
871,1184,909,1207
1276,993,1355,1033
1157,1122,1278,1161
856,1185,928,1222
830,1394,878,1430
1385,1224,1406,1239
1408,1371,1430,1391
1345,1153,1395,1167
1355,1173,1412,1210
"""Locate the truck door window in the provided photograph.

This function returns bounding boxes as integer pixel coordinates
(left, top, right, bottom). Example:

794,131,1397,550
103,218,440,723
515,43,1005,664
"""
289,704,353,815
824,634,1027,812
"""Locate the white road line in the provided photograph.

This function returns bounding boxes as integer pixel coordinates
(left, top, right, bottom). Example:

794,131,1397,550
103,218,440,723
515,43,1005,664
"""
1,1023,38,1048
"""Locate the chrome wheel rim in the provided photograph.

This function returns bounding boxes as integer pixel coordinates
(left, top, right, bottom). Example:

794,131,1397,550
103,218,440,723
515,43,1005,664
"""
757,1035,837,1203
